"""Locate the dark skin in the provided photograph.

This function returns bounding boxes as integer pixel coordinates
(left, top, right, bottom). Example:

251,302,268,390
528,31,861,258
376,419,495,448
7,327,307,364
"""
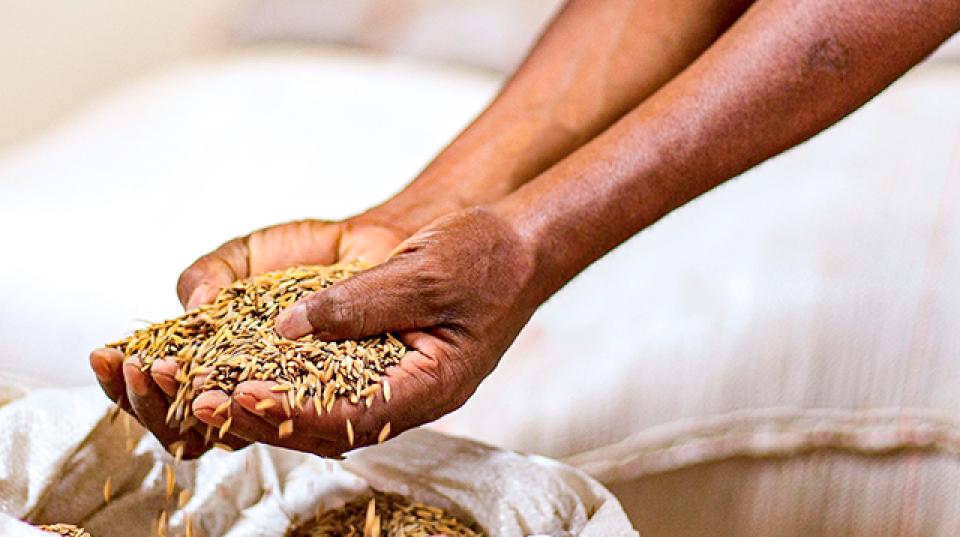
91,0,960,459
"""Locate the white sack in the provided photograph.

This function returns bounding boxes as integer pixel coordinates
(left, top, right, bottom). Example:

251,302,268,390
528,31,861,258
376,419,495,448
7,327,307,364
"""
0,386,635,537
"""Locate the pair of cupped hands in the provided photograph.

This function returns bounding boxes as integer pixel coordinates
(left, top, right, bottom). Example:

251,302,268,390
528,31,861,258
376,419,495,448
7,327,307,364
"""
90,204,539,459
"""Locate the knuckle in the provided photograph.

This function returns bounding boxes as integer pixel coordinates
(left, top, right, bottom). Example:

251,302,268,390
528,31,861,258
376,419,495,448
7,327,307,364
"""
315,290,353,329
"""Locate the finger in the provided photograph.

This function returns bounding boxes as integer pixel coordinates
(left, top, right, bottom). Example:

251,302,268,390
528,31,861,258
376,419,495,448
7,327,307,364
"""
177,222,345,310
177,237,250,309
275,255,441,340
315,350,454,449
234,380,298,424
123,357,207,458
194,348,458,457
196,382,342,447
194,382,354,456
150,366,250,450
90,347,129,407
185,284,222,310
338,221,405,265
245,220,341,274
192,390,321,450
150,357,180,397
255,350,454,454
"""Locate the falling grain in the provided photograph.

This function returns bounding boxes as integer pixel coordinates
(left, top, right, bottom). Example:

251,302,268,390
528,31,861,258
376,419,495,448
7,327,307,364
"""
169,440,186,462
346,419,354,447
164,463,175,500
102,477,112,504
377,422,391,445
278,419,294,439
178,488,192,509
218,417,233,439
213,400,231,417
156,510,167,537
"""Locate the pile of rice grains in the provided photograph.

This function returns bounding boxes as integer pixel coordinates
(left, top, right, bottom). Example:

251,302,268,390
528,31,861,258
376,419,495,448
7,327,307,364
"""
109,263,406,445
37,490,481,537
36,263,485,537
289,491,482,537
37,524,92,537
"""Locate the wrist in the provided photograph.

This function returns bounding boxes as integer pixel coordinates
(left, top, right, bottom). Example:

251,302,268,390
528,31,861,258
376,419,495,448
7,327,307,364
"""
488,195,566,308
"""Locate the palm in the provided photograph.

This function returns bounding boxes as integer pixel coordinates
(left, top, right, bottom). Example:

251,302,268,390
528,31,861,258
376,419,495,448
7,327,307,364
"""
177,219,405,308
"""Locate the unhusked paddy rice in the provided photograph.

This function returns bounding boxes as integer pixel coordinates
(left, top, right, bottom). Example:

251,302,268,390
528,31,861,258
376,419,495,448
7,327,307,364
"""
106,263,406,439
288,490,484,537
37,524,92,537
99,265,481,536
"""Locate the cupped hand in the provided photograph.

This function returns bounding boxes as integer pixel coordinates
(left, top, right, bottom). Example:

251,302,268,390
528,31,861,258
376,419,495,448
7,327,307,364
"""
89,213,414,458
187,207,538,457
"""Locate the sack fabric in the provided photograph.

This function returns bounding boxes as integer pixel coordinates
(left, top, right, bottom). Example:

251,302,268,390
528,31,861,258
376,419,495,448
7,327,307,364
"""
0,385,636,537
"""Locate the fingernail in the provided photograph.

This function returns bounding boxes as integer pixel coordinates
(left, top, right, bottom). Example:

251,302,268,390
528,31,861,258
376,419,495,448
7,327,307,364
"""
276,303,311,339
151,358,179,396
192,392,228,426
123,361,149,397
198,410,226,427
234,391,263,415
186,284,211,310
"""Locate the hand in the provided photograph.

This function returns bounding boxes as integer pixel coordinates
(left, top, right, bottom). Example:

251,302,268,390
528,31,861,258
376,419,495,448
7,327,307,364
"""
89,211,416,458
187,207,537,457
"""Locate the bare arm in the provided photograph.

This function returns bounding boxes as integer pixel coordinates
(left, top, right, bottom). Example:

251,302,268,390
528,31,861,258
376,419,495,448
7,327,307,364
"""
372,0,753,231
499,0,960,303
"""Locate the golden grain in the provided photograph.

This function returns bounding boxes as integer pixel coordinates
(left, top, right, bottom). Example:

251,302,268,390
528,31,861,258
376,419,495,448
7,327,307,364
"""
278,419,294,439
212,400,231,417
169,441,186,462
156,510,167,537
364,498,378,537
36,524,92,537
164,464,175,500
288,490,483,537
177,488,192,509
377,422,391,444
218,417,233,439
255,399,277,412
106,264,407,442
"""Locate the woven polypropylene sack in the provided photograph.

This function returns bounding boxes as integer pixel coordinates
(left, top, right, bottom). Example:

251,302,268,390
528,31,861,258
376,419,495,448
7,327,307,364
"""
0,385,636,537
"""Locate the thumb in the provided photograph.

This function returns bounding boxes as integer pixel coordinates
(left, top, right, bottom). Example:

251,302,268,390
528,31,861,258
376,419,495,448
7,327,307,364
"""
177,237,250,309
275,257,440,340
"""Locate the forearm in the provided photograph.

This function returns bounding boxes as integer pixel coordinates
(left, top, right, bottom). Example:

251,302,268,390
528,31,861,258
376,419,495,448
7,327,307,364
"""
497,0,960,304
372,0,753,232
